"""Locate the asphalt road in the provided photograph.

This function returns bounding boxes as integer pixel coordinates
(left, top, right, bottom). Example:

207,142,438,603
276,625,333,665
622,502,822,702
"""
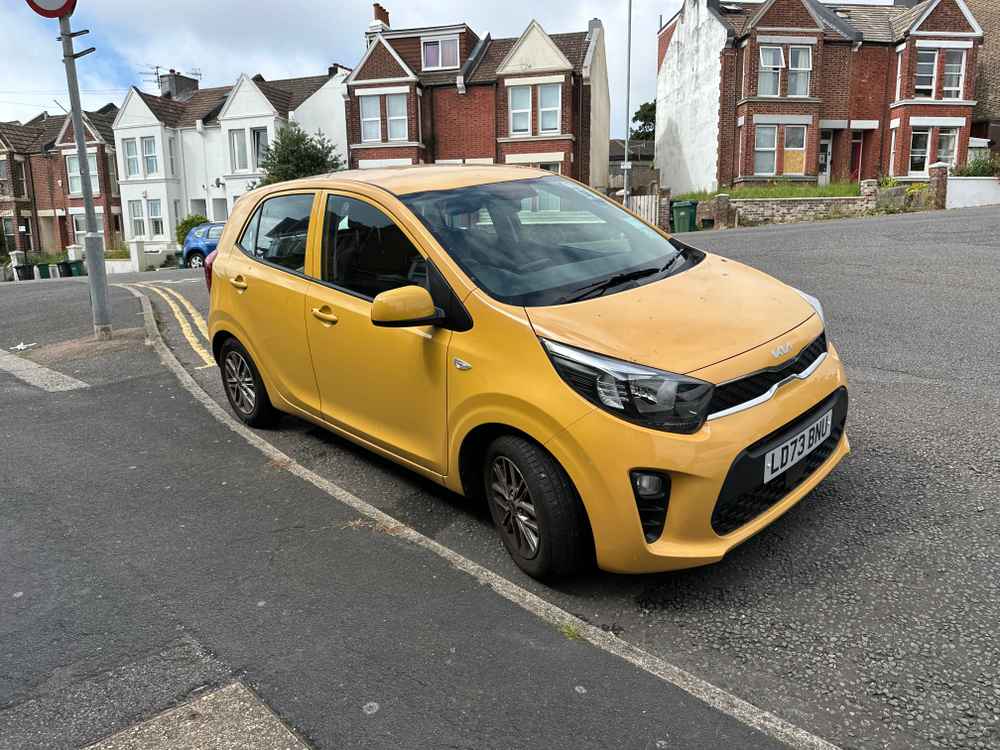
4,204,1000,749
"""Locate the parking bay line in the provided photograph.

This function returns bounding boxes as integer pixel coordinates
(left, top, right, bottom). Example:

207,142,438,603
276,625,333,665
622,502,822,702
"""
122,284,215,368
121,284,841,750
0,349,88,392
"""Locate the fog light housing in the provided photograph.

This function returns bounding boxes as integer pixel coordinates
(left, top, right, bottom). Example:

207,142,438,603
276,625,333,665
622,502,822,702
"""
630,470,671,543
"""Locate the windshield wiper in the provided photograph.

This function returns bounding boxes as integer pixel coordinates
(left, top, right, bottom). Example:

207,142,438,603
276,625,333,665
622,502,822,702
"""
559,267,662,304
659,248,685,275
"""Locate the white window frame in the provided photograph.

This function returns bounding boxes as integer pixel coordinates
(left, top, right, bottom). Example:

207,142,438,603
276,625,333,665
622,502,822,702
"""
229,129,248,172
509,85,532,136
147,198,164,237
141,136,158,176
123,138,140,178
941,49,965,100
386,94,408,142
737,126,743,177
788,46,812,98
72,213,104,237
783,125,807,175
251,127,269,169
895,50,903,101
538,83,562,134
421,35,459,71
889,128,897,176
360,95,381,142
65,153,99,196
758,46,784,97
168,136,177,176
108,153,119,196
909,127,930,176
914,50,937,99
128,199,145,238
754,125,778,176
936,127,959,166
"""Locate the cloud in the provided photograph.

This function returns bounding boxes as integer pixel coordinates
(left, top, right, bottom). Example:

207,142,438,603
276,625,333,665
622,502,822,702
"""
5,0,683,136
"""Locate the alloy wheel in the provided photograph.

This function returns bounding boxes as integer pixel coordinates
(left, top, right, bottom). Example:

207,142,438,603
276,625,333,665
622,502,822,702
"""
490,456,540,559
189,254,205,268
223,351,256,416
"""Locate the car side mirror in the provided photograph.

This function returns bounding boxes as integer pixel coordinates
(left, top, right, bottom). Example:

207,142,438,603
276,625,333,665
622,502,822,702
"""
371,285,445,328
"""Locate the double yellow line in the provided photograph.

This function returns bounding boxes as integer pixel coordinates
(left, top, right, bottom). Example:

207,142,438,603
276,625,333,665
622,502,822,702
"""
123,283,216,368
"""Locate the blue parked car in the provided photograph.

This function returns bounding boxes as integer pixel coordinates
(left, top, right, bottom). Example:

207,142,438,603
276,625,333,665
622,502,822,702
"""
182,222,225,268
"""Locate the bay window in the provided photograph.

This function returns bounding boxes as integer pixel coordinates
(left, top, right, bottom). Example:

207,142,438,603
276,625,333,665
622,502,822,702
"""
251,127,269,168
148,199,164,236
387,94,408,141
13,161,27,197
509,86,531,135
66,153,99,196
123,138,140,177
168,136,177,176
758,46,783,97
895,51,903,100
229,129,248,171
141,136,158,175
937,128,958,166
422,37,458,70
72,214,104,238
909,128,930,175
128,199,145,237
942,50,965,99
754,125,777,175
783,126,807,175
915,50,937,98
360,96,381,142
538,83,561,133
788,47,811,97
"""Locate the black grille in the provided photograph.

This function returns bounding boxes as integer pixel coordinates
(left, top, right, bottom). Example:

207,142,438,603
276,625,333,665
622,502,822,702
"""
708,333,827,416
711,388,848,536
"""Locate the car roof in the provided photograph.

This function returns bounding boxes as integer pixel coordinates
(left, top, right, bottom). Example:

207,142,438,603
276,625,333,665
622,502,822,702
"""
252,164,551,198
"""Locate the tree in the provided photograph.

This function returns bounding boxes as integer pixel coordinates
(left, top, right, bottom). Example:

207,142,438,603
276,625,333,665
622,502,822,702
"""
631,101,655,141
176,213,209,245
259,123,343,185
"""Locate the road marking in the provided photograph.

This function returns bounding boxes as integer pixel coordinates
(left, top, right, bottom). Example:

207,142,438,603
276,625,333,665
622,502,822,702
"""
122,285,841,750
0,349,88,392
122,284,214,368
140,283,209,340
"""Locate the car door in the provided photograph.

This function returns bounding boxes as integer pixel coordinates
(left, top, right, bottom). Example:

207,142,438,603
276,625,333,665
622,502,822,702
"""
226,191,322,416
303,191,450,474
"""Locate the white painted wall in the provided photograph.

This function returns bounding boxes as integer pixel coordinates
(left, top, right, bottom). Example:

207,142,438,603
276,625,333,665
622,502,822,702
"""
946,177,1000,209
655,0,729,195
587,28,611,191
293,71,349,164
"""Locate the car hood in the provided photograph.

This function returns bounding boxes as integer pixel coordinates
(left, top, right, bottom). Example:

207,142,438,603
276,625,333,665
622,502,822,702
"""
525,254,816,375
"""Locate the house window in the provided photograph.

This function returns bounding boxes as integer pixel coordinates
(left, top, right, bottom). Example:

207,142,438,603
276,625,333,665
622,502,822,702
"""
387,94,408,141
937,127,958,166
422,37,458,70
788,47,811,97
108,154,119,195
251,127,269,168
509,86,531,135
141,136,158,175
915,50,937,98
173,199,182,225
147,199,164,237
66,153,99,196
736,126,743,177
895,51,903,101
128,199,145,237
360,96,381,142
123,138,140,177
229,129,248,171
72,214,104,238
168,136,177,176
784,125,807,174
889,128,897,176
12,161,27,197
754,125,777,175
942,50,965,99
909,128,930,175
758,46,783,97
538,83,561,133
1,218,14,253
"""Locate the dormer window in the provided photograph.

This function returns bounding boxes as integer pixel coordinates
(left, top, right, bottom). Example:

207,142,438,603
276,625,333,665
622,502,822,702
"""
422,36,459,70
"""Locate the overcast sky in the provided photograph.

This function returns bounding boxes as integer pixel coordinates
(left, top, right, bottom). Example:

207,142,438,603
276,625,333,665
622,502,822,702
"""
2,0,684,139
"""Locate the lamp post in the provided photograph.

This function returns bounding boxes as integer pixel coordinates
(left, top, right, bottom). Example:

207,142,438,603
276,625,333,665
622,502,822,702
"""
622,0,634,206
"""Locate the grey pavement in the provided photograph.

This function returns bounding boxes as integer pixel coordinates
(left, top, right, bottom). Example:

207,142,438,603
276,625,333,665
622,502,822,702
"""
0,283,782,748
122,206,999,749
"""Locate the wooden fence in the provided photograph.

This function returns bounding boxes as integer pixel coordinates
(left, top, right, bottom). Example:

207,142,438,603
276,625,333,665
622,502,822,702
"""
626,195,658,224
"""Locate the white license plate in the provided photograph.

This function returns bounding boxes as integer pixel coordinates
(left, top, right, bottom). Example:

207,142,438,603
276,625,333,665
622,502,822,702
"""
763,410,833,483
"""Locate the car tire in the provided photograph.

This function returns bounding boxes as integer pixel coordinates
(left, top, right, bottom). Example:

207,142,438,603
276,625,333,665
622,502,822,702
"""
187,252,205,269
219,338,278,428
484,435,591,580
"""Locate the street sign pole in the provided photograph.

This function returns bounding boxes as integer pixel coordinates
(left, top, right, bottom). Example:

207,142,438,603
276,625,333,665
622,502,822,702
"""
622,0,633,206
54,13,112,339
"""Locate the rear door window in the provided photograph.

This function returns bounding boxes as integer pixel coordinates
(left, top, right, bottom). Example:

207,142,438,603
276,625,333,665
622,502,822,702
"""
238,193,314,274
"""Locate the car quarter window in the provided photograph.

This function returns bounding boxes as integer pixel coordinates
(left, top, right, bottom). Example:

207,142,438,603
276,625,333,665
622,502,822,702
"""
320,195,427,299
238,193,314,273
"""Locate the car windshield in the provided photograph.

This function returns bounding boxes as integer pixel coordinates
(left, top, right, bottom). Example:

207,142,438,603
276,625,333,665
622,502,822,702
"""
400,175,700,307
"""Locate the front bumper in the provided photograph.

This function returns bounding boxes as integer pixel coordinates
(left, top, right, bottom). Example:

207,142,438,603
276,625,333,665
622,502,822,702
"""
544,341,850,574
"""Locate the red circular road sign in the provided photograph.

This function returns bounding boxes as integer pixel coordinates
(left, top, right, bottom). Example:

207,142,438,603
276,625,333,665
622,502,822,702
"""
25,0,77,18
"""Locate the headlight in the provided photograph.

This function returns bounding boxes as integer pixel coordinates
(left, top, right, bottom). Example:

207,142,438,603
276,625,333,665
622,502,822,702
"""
542,339,715,434
794,288,825,325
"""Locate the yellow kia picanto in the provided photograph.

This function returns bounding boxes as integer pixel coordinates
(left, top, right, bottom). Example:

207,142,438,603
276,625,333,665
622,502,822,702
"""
208,165,849,580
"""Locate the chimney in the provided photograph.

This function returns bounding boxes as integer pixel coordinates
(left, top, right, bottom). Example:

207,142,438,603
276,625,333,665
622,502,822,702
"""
370,3,390,32
158,69,199,100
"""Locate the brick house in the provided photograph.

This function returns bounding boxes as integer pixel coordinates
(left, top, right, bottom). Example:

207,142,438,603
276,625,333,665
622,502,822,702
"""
654,0,986,194
0,106,122,258
344,4,610,189
967,0,999,151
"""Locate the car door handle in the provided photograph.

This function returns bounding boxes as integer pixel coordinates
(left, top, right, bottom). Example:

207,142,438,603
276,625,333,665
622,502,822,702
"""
229,275,248,291
311,306,338,325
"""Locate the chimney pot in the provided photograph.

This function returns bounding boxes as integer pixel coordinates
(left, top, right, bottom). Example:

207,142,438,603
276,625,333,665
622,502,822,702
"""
372,3,390,28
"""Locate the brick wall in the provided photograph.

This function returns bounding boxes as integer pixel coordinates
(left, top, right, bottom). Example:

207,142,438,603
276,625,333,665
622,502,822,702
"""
358,41,409,79
967,0,999,123
921,0,976,33
431,85,496,160
756,0,817,29
717,48,739,187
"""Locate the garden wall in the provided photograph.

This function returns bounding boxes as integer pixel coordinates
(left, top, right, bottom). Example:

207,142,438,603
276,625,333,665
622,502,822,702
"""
946,177,1000,209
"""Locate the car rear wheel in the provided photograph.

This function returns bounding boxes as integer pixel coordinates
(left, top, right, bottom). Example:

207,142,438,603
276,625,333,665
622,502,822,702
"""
187,252,205,269
484,435,591,580
219,338,278,428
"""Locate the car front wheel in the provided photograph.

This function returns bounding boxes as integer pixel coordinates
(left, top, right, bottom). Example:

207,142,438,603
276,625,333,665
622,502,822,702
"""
187,252,205,269
484,435,591,580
